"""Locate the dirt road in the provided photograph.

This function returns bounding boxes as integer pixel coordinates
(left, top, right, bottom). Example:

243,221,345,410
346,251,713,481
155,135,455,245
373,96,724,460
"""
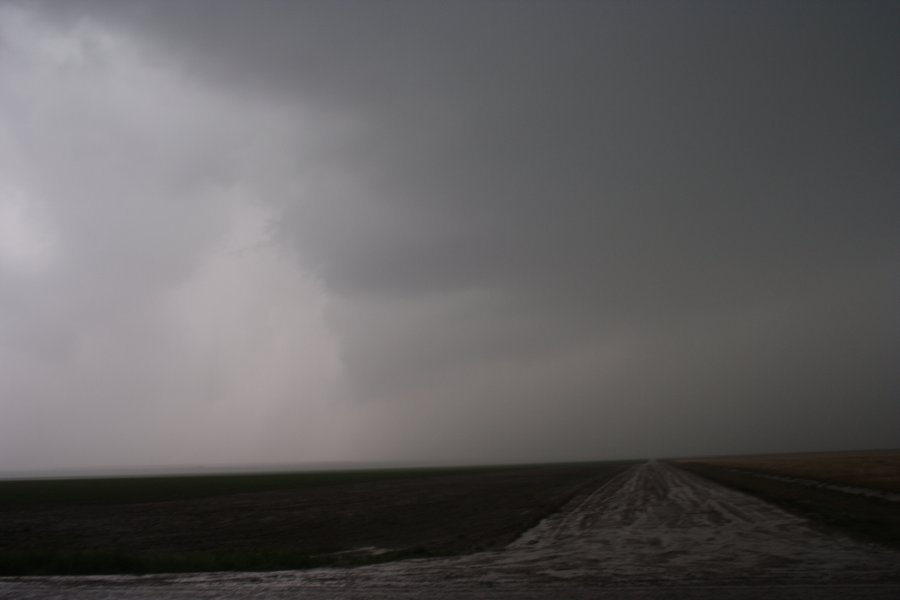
3,461,899,599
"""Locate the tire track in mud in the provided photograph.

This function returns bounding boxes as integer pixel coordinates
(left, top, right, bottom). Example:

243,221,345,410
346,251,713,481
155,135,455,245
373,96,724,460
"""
3,461,900,599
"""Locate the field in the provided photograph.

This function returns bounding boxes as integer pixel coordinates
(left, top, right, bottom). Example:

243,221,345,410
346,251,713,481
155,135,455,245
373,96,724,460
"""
678,449,900,493
676,450,900,550
0,462,630,575
3,460,899,599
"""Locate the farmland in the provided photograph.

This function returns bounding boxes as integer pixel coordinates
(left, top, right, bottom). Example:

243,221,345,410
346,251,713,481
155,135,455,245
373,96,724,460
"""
676,450,900,551
677,449,900,493
0,462,630,575
2,460,899,599
0,457,900,600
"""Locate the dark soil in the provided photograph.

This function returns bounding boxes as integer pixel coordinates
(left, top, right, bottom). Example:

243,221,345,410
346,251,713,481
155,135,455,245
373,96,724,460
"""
0,462,631,574
677,462,900,551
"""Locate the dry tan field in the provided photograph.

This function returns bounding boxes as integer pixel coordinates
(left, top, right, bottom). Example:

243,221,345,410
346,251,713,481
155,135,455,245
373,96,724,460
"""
679,450,900,493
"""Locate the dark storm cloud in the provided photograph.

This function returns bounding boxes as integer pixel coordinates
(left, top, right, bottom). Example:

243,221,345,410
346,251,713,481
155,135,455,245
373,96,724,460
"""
104,0,898,306
4,0,899,468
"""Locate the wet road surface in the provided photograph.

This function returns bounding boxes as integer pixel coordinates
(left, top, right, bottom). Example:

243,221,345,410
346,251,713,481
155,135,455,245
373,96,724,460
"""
3,461,899,599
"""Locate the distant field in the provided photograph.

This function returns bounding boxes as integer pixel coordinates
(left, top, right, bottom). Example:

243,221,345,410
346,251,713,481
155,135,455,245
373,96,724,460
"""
0,464,555,508
0,461,631,575
678,449,900,493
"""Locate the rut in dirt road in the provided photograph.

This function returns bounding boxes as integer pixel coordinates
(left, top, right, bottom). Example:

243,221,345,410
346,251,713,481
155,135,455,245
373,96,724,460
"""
3,461,900,599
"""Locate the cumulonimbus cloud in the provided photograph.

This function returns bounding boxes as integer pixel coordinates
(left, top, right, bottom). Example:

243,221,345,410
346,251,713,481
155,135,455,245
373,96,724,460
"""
2,1,898,471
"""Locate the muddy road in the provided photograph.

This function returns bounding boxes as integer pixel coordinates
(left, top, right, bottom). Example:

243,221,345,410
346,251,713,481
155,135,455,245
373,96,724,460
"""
3,461,899,599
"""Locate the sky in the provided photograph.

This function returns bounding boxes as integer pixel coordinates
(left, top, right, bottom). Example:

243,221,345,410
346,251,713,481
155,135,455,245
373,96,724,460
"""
0,0,897,474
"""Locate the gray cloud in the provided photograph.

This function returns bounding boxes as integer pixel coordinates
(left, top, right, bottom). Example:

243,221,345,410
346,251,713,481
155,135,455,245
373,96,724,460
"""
0,6,344,472
2,1,898,471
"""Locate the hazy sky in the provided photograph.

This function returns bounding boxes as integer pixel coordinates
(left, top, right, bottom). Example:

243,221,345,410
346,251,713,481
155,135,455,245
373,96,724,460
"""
1,0,897,473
